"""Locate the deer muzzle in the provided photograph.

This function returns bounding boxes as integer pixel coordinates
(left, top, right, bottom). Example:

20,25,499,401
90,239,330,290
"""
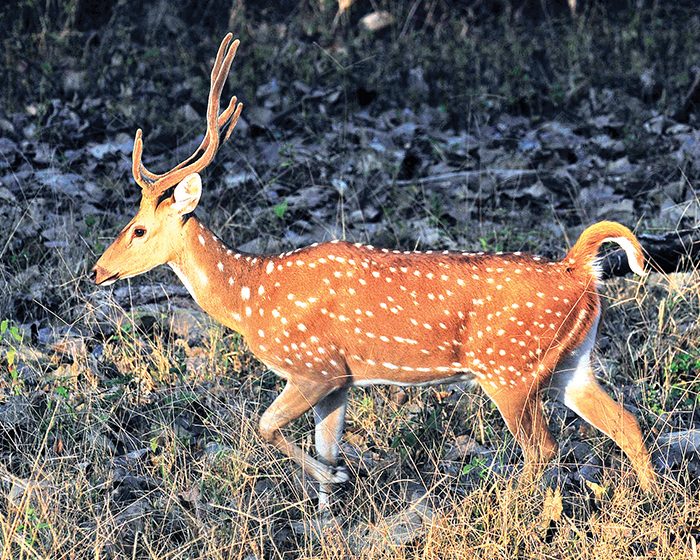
92,265,120,286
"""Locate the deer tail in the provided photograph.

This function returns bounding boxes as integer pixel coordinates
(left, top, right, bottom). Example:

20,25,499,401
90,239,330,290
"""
565,221,645,278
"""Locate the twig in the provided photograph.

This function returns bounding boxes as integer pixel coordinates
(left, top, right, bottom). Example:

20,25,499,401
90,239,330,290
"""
393,168,544,186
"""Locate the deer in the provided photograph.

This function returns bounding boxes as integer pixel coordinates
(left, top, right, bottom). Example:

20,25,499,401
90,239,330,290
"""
92,33,657,509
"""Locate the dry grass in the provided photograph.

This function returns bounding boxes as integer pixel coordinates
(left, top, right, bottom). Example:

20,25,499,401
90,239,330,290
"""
0,261,699,558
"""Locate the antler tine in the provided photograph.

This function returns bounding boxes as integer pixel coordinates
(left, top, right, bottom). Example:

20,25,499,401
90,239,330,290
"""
131,34,242,193
222,99,244,143
132,129,157,189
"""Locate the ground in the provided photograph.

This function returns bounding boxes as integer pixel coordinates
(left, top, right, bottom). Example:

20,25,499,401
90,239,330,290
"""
1,1,700,558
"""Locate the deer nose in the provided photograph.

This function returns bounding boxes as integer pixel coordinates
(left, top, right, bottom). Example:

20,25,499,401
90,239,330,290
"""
92,265,120,286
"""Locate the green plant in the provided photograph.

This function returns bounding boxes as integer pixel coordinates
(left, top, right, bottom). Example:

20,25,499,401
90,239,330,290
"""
17,505,51,548
1,318,24,393
273,200,289,219
462,456,489,479
667,351,700,380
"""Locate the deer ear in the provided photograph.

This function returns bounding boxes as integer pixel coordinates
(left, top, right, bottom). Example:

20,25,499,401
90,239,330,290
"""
172,173,202,215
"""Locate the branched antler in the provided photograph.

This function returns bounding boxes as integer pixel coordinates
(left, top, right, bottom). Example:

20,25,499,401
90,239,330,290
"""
132,33,244,193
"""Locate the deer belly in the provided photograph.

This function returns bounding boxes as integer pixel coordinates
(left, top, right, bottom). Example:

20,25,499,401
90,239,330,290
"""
344,335,477,386
351,372,477,388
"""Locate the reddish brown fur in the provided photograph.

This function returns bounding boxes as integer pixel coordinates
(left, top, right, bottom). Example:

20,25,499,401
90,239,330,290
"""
233,242,597,389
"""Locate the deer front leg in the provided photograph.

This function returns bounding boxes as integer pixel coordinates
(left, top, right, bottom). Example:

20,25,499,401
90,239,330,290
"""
313,388,348,510
259,380,350,486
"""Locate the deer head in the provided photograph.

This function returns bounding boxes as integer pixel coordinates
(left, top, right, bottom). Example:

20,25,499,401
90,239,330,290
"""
92,34,243,286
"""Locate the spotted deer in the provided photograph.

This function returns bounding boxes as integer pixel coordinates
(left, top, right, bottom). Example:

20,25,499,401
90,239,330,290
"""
92,34,656,507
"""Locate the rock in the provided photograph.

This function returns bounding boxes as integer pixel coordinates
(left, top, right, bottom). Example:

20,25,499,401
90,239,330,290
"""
41,225,70,247
518,134,541,154
233,115,249,136
444,435,491,460
62,69,87,94
331,177,348,196
644,115,666,135
0,396,32,429
578,184,616,208
34,169,86,198
442,132,478,158
246,106,274,127
605,156,637,175
656,430,700,470
360,11,395,32
0,137,18,159
203,441,233,457
667,123,692,135
223,171,255,188
538,121,582,152
0,118,15,135
410,218,442,246
391,122,417,145
33,143,54,164
235,236,271,254
590,134,625,156
660,198,700,224
0,186,17,203
87,136,135,160
113,498,152,536
657,180,686,202
587,114,624,131
86,429,118,456
23,122,37,139
350,500,434,553
639,68,662,102
256,79,280,99
510,180,549,201
176,103,200,123
675,132,700,166
286,185,331,208
596,198,635,221
407,67,429,99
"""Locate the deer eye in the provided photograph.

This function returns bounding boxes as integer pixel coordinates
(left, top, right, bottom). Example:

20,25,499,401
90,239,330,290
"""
133,227,146,238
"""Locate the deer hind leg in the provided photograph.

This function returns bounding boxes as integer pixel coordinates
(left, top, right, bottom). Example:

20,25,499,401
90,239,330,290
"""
259,380,349,486
313,388,348,510
551,364,656,491
485,385,558,478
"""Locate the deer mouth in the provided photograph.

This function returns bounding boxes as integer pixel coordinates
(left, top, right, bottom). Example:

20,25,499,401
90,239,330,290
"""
92,266,120,286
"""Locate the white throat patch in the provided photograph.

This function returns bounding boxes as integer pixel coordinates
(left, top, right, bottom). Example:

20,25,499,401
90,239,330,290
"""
169,262,200,304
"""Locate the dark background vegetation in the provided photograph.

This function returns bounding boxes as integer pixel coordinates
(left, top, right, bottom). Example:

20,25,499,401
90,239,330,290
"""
1,1,700,558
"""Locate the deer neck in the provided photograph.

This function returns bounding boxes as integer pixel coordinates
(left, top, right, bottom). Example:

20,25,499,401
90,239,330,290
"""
168,217,261,335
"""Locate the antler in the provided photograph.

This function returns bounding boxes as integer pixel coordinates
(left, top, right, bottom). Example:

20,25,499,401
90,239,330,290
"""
132,33,244,192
